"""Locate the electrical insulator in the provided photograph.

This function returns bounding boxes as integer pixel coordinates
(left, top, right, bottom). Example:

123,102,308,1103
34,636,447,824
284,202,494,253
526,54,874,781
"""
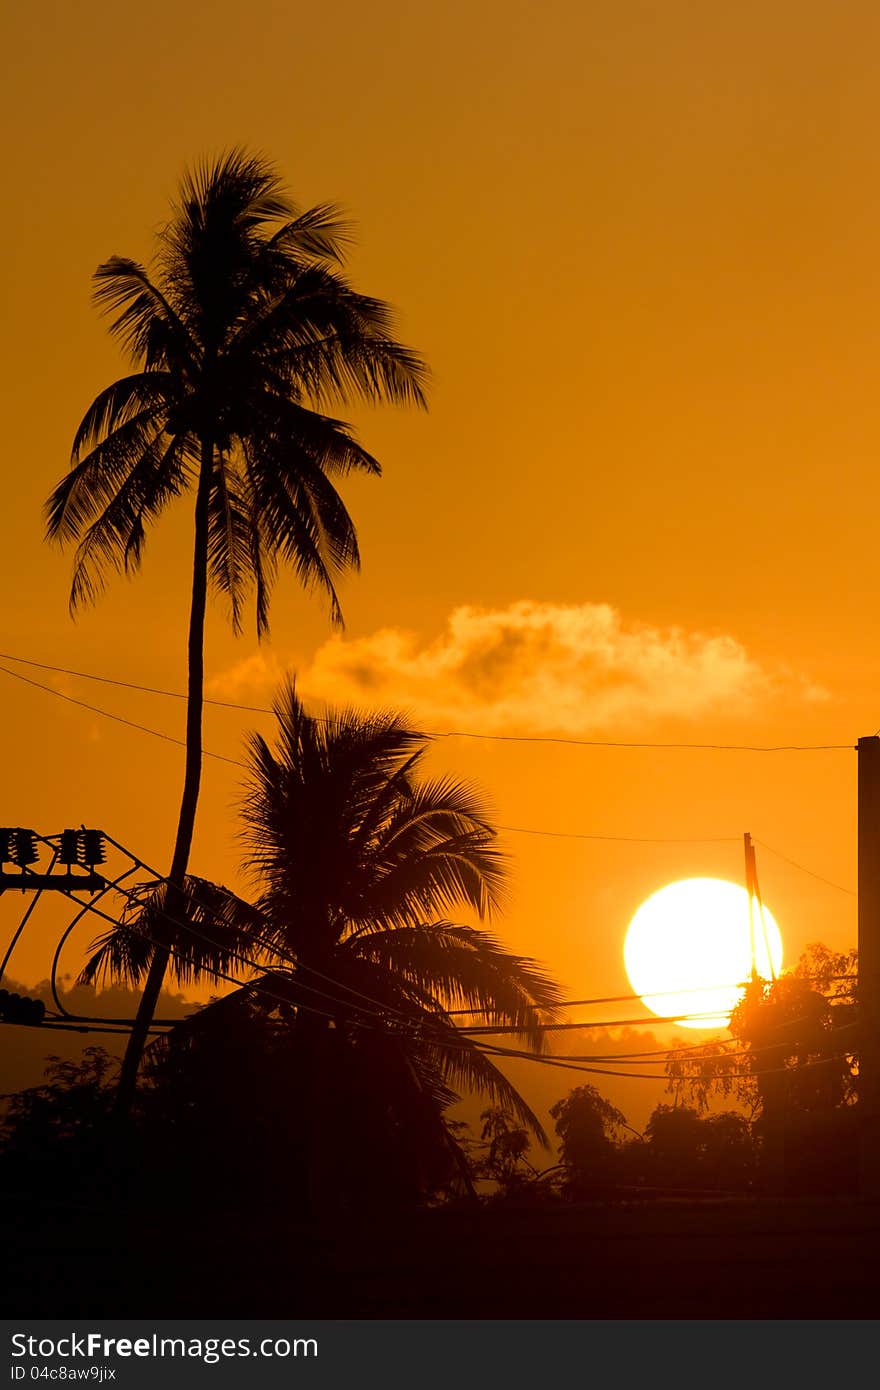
0,829,12,863
81,829,106,866
12,829,39,866
59,829,80,865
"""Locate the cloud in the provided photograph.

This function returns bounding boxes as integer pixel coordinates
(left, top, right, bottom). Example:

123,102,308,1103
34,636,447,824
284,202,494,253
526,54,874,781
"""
208,600,825,734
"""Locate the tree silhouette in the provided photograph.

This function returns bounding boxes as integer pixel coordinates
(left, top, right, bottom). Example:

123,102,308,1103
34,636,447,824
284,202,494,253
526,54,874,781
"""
478,1106,534,1189
549,1084,629,1196
624,1104,756,1192
81,683,562,1205
45,150,428,1110
665,944,858,1193
643,1103,704,1187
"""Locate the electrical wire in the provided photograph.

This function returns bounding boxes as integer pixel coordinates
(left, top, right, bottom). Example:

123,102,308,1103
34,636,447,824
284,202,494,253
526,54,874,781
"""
49,863,148,1021
497,825,740,844
1,668,861,879
458,1012,750,1035
44,830,865,1041
469,1035,858,1082
0,651,273,713
12,848,863,1080
9,825,864,1079
446,978,757,1016
0,847,59,982
435,731,852,752
103,875,407,1026
42,869,388,1033
0,1018,166,1036
0,665,245,767
100,831,488,1031
754,837,856,897
552,1017,860,1066
1,673,746,847
0,649,854,752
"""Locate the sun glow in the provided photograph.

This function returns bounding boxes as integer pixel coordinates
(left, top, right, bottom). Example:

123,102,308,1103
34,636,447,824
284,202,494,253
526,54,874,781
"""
623,877,784,1029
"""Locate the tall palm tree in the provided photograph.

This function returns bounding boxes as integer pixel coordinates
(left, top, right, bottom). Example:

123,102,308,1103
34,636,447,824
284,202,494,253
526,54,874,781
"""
81,683,563,1196
45,151,428,1110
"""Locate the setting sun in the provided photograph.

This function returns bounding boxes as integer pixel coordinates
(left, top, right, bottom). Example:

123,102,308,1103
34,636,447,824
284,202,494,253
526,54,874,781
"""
623,878,784,1029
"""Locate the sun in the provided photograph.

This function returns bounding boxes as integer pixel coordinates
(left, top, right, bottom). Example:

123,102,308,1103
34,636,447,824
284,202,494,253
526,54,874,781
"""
623,877,784,1029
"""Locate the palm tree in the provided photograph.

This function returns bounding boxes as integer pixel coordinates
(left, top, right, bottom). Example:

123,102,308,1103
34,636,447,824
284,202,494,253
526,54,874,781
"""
45,151,428,1110
81,683,562,1199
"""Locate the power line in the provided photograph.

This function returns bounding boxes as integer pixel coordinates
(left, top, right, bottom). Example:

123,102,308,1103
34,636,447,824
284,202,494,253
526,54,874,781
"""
44,843,733,1041
0,651,273,714
37,827,863,1043
551,1016,860,1065
0,649,853,752
473,1036,857,1082
0,666,245,768
0,672,751,846
447,978,755,1017
46,1018,166,1036
448,970,860,1018
754,837,856,897
435,731,852,752
498,825,739,845
458,1012,747,1035
37,872,377,1032
109,835,801,1032
24,844,863,1080
99,833,423,1029
1,660,861,873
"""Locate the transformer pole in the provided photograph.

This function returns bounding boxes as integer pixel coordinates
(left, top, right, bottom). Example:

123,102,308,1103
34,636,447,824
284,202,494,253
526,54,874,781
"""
858,736,880,1199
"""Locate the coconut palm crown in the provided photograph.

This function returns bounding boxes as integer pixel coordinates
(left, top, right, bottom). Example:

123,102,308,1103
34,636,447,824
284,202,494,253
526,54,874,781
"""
82,683,563,1142
45,148,427,629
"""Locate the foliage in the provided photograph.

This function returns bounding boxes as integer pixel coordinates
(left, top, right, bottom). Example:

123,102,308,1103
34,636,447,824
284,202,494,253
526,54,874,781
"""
477,1107,535,1188
549,1085,629,1194
45,150,430,1101
80,683,563,1208
0,1049,124,1203
1,1048,116,1151
665,943,858,1122
629,1104,756,1190
663,943,858,1194
45,149,428,631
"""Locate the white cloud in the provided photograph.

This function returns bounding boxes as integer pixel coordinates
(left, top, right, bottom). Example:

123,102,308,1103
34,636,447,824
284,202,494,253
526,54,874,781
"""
208,600,825,734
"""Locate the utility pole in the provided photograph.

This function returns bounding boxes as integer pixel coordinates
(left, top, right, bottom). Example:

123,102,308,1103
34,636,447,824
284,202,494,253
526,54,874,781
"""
858,736,880,1200
744,832,758,979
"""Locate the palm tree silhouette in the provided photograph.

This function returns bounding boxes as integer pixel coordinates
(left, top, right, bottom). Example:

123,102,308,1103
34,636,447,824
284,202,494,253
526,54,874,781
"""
81,683,562,1193
45,151,428,1110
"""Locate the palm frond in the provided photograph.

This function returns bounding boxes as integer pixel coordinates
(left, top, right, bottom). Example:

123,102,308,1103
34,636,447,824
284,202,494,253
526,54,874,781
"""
244,436,352,626
344,922,562,1048
67,433,191,610
230,260,428,410
79,875,268,990
266,203,354,263
46,409,171,545
356,776,508,926
414,1030,550,1144
71,373,177,460
92,258,195,369
207,455,255,635
250,389,382,477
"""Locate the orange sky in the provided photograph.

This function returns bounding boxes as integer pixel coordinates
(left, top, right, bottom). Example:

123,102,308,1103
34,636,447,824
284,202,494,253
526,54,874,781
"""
2,0,877,1124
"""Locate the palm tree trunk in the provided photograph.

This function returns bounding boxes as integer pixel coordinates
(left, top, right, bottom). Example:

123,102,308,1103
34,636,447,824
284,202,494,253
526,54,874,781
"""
113,436,214,1116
